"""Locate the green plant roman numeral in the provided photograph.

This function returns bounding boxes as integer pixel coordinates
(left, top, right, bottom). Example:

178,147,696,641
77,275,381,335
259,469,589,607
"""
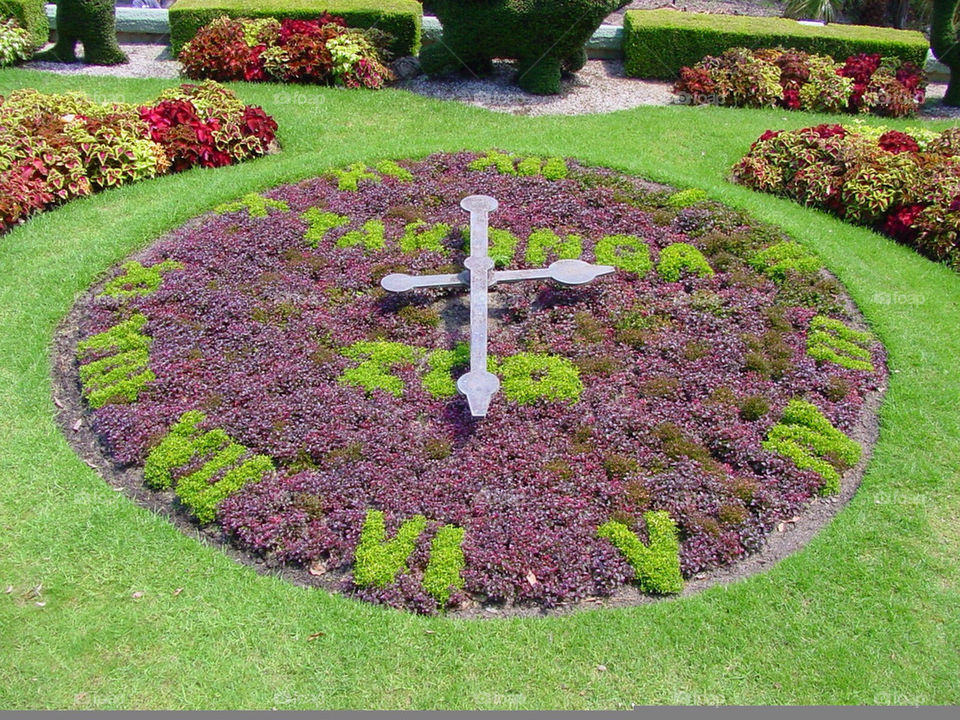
598,511,683,594
143,410,274,523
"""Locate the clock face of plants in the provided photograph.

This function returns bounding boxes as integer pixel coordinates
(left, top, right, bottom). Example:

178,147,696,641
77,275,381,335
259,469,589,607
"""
65,152,886,614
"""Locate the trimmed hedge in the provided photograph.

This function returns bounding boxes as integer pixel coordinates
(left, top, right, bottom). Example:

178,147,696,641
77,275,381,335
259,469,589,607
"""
623,10,929,79
168,0,421,57
0,0,47,46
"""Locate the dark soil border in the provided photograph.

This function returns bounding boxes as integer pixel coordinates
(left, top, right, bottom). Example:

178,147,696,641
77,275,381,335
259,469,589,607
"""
50,204,887,621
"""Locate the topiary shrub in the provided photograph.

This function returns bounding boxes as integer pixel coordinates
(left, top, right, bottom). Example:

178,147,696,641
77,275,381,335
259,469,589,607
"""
420,0,631,95
931,0,960,106
39,0,127,65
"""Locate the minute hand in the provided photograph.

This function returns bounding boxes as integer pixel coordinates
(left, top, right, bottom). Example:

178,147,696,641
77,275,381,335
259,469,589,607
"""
456,195,500,417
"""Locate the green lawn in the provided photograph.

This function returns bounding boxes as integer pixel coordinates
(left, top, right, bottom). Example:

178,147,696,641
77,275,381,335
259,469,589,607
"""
1,68,959,709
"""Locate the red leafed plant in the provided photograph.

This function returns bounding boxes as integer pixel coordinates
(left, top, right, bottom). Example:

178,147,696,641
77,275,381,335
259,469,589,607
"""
676,47,926,118
878,130,921,154
0,82,277,235
733,124,960,270
179,15,393,88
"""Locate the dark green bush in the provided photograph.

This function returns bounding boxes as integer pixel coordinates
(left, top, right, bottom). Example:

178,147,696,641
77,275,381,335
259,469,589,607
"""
168,0,422,57
43,0,128,65
0,0,47,47
623,10,928,79
421,0,630,94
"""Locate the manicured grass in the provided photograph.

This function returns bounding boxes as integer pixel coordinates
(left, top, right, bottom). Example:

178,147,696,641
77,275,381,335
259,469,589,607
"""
1,68,959,708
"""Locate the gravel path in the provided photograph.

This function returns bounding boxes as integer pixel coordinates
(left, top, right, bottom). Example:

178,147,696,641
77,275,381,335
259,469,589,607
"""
605,0,784,25
17,41,960,120
398,58,676,115
23,42,180,79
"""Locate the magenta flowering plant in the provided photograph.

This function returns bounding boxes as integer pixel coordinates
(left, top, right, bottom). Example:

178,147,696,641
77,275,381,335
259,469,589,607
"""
69,152,885,613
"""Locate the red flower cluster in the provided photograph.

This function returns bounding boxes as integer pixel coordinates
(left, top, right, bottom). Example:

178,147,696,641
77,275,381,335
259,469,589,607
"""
734,125,960,269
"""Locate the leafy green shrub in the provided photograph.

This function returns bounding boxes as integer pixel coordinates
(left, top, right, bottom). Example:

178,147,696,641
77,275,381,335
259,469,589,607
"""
624,9,928,79
468,150,569,179
302,209,350,245
169,0,422,58
750,241,823,281
806,315,875,371
216,193,289,218
100,261,183,299
524,228,582,265
0,17,33,66
0,0,47,47
597,512,683,594
657,242,714,282
76,314,155,409
499,352,583,405
668,188,708,208
143,410,274,523
340,340,416,396
594,234,653,275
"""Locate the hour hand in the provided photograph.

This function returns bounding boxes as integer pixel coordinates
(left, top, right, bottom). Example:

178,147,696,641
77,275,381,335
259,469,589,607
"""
380,271,467,292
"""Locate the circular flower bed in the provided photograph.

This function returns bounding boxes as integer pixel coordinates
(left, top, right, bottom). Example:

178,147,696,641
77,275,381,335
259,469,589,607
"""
65,152,886,614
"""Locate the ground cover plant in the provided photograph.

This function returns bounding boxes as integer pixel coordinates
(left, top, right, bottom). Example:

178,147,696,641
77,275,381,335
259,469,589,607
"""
0,81,277,234
179,15,393,88
674,48,926,118
733,122,960,270
2,69,960,708
65,151,885,614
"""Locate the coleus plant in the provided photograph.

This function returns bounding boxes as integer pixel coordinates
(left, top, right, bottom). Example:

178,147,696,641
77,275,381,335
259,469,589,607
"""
733,124,960,269
675,47,927,117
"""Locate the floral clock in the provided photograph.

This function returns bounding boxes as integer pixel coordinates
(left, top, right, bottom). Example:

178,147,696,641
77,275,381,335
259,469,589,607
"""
61,152,886,614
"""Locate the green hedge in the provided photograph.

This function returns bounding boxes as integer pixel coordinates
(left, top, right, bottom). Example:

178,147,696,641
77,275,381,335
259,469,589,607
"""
623,10,929,79
0,0,48,47
168,0,422,57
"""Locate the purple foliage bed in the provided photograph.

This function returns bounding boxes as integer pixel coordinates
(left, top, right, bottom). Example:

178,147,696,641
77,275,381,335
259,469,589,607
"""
70,152,886,613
